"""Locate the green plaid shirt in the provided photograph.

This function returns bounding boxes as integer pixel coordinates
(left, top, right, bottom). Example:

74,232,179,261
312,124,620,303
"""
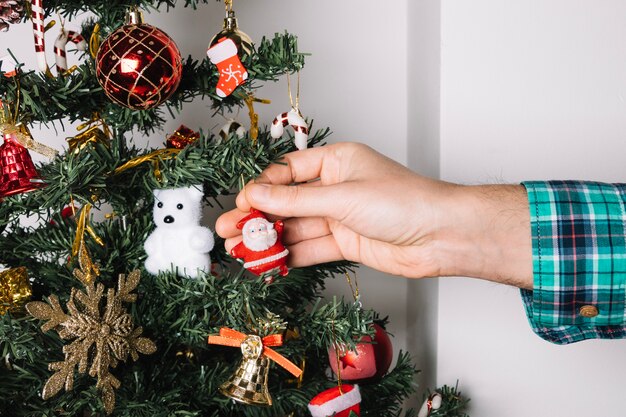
521,181,626,344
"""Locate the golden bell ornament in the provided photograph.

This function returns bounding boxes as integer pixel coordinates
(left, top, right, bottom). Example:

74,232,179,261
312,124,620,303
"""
209,9,253,56
219,335,272,406
0,267,32,315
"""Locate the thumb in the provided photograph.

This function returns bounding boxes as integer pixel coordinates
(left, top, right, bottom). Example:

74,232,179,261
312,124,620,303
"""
244,182,346,219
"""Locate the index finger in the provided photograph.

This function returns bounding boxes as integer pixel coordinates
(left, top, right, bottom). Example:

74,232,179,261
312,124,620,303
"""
256,145,341,186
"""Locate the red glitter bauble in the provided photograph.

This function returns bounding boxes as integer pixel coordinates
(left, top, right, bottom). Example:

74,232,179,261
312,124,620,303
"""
96,18,182,110
328,323,393,383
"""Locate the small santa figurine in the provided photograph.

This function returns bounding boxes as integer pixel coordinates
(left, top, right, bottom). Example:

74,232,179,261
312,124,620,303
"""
231,209,289,278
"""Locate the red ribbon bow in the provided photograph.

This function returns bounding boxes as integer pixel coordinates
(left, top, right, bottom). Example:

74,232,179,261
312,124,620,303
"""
208,327,302,377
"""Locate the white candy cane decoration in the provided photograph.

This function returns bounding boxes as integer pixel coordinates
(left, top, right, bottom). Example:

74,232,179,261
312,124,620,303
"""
30,0,48,72
54,29,86,74
270,108,309,150
417,392,443,417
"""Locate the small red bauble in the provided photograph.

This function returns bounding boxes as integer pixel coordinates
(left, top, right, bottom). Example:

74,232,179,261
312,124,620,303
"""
95,10,182,110
308,384,361,417
328,323,393,383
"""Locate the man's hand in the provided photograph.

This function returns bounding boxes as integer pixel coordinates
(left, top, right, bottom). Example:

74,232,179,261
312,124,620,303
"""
216,142,532,288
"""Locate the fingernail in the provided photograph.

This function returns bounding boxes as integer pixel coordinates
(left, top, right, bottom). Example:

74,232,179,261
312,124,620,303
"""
253,176,271,185
247,183,271,202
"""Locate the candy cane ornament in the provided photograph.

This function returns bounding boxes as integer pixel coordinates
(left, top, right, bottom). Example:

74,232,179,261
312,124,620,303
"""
54,29,86,74
270,108,309,151
30,0,48,73
417,393,443,417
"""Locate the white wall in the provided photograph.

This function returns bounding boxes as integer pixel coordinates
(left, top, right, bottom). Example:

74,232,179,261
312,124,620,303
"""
407,0,441,403
1,0,426,408
438,1,626,416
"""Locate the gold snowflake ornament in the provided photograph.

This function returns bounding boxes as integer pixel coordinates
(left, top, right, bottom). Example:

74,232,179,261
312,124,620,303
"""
26,266,156,414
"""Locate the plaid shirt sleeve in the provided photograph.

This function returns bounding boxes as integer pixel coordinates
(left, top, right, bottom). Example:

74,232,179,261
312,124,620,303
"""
520,180,626,344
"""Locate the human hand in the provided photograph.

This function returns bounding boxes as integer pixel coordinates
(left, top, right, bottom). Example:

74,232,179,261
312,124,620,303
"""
216,142,532,287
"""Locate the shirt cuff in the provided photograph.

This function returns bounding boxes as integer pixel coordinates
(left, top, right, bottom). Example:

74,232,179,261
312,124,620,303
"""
520,180,626,344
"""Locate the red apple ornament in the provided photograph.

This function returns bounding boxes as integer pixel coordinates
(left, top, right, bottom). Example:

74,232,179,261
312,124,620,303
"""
328,323,393,383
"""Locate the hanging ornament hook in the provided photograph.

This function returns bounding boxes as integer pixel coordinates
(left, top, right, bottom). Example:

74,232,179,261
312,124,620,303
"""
287,71,301,114
345,272,362,309
331,314,344,394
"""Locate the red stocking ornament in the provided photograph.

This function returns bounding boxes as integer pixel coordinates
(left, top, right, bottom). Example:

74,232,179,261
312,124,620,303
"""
308,385,361,417
207,37,248,98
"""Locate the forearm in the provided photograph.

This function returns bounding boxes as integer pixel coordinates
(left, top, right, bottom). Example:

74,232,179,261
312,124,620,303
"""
433,184,533,289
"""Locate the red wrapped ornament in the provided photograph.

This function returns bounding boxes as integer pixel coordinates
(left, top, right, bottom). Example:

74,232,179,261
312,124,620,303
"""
95,7,182,110
0,131,45,198
328,323,393,383
166,125,199,149
230,209,289,279
308,385,361,417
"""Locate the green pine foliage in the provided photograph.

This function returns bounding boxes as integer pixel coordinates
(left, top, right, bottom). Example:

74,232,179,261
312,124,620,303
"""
0,1,420,416
427,383,470,417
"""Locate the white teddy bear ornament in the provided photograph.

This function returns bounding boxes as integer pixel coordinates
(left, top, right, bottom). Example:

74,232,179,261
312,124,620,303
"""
144,186,215,278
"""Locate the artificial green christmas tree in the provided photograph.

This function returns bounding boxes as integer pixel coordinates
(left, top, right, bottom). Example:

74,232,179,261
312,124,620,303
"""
0,1,467,416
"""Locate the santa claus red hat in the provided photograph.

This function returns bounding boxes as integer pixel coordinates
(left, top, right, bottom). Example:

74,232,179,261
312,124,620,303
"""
308,384,361,417
236,208,267,230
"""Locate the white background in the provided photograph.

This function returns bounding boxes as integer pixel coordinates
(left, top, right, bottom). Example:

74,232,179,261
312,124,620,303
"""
3,1,626,416
438,1,626,417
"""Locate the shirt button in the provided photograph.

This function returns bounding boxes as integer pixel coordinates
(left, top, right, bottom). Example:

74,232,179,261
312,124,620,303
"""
579,305,599,318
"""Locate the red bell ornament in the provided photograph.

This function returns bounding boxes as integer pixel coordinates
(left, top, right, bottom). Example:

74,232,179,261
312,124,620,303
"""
96,7,182,110
0,132,45,198
328,323,393,383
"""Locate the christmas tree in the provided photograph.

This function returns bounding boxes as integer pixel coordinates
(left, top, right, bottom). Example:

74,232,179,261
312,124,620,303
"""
0,1,468,416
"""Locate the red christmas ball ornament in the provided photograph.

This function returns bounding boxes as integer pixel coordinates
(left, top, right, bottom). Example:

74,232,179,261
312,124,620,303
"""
0,132,45,199
96,8,182,110
308,384,361,417
328,323,393,383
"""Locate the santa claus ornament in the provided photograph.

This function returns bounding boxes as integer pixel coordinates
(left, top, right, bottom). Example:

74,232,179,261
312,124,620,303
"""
230,209,289,280
328,323,393,384
308,384,361,417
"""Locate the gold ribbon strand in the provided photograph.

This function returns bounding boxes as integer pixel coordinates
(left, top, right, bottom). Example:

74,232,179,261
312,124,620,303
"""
113,148,181,183
71,203,104,285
